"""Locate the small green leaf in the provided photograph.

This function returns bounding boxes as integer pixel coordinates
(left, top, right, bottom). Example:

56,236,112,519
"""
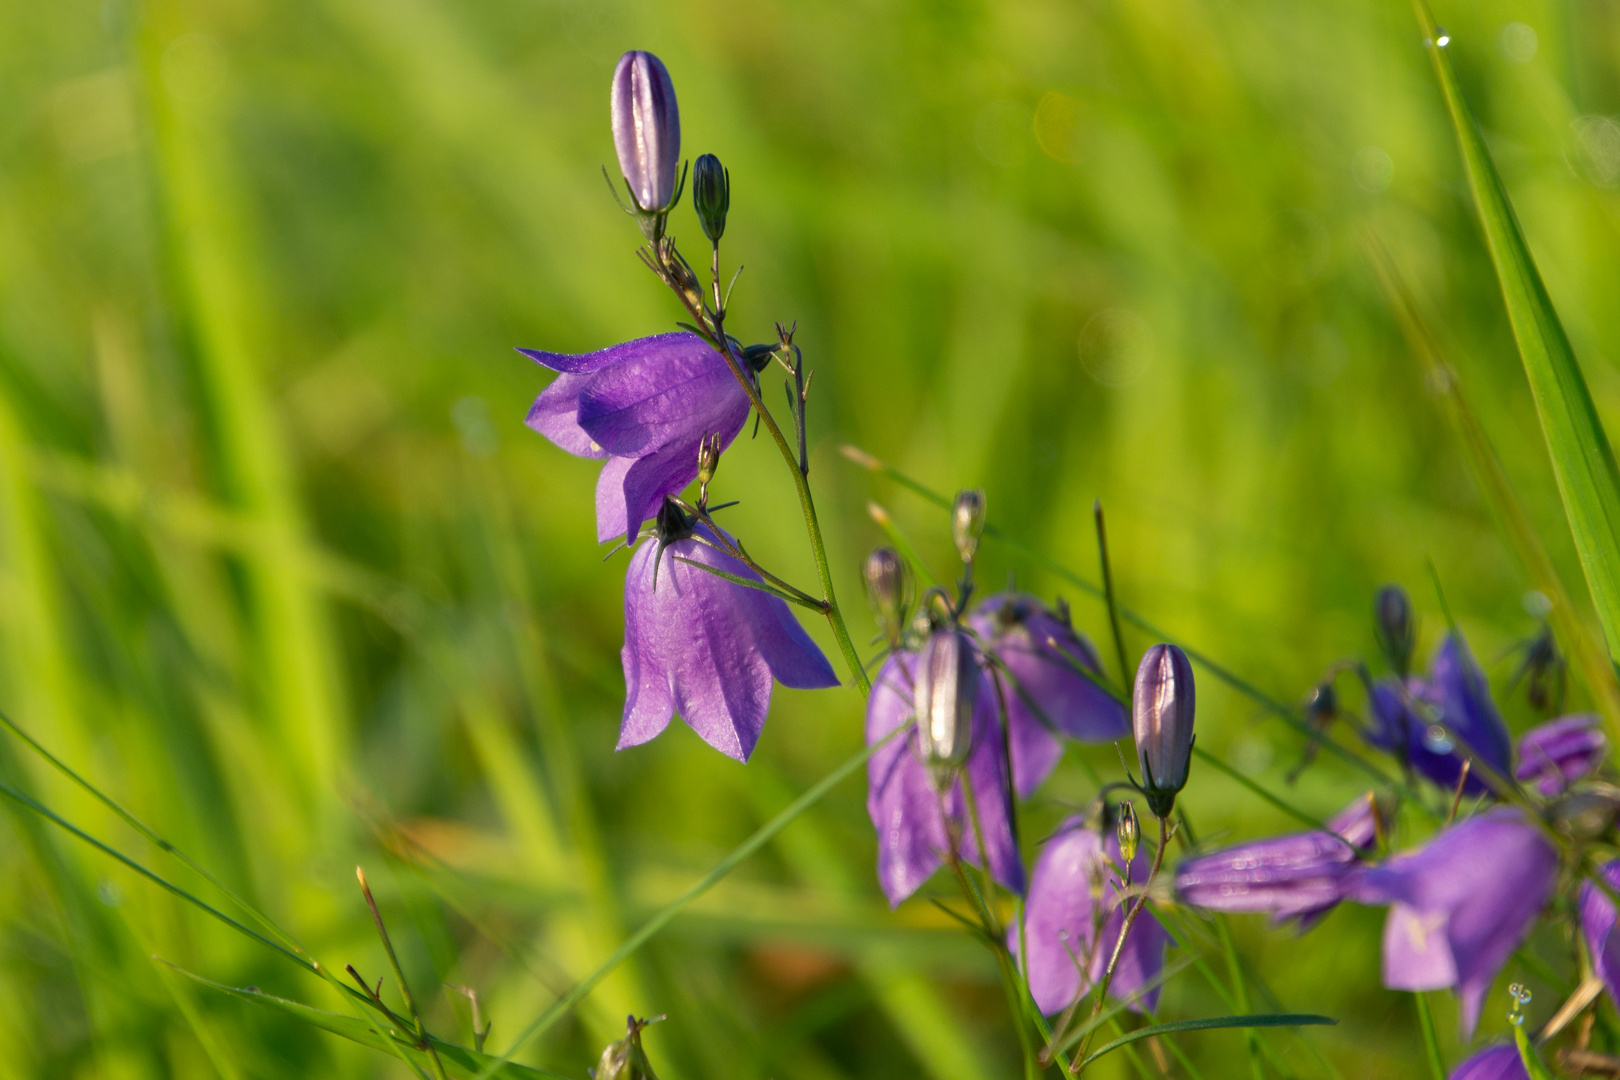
1416,0,1620,663
1513,1024,1558,1080
1078,1014,1336,1069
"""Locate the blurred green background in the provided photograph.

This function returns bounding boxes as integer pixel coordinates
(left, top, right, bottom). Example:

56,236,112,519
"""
3,0,1619,1076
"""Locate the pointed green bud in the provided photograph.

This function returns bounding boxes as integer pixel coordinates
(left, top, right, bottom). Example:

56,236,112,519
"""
1116,799,1140,866
693,152,730,243
863,547,910,642
951,489,987,563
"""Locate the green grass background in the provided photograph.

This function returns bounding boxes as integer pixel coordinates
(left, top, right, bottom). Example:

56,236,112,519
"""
3,0,1619,1076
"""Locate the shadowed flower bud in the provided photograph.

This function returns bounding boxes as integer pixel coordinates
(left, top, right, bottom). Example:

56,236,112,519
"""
863,547,909,641
593,1015,663,1080
915,628,979,778
1116,800,1139,867
611,51,681,214
693,153,729,243
951,489,987,563
1374,584,1415,677
696,432,722,504
1133,644,1195,818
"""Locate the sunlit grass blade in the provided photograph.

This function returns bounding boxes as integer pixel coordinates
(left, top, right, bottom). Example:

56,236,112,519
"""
160,964,565,1080
1367,239,1620,735
1076,1014,1336,1071
473,728,903,1080
1415,0,1620,661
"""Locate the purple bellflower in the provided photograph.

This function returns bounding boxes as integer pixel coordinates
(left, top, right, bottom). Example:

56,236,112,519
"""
866,649,1024,907
968,593,1130,798
618,506,837,762
1579,859,1620,1006
521,332,752,543
1448,1046,1528,1080
1366,634,1512,798
1516,713,1605,796
1133,644,1195,819
1350,808,1557,1036
611,51,680,213
1010,815,1172,1014
1175,794,1377,930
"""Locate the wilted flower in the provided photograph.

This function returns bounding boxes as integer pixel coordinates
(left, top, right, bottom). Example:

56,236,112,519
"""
1010,815,1172,1014
1365,634,1512,797
693,153,729,243
1447,1045,1527,1080
521,332,752,543
1350,808,1557,1036
866,650,1023,906
1133,644,1195,818
968,593,1129,797
1579,859,1620,1006
1515,713,1605,796
611,51,680,214
1175,795,1377,930
618,506,837,762
1375,583,1416,677
915,628,978,777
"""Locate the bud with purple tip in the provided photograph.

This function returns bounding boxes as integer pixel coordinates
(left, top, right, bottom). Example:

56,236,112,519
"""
1374,583,1415,677
1133,644,1196,818
916,628,979,778
611,51,681,218
693,152,729,244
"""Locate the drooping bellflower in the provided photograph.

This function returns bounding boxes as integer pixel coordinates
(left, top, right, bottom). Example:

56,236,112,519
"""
1175,795,1378,930
521,332,752,543
1365,634,1512,797
1350,808,1557,1035
1448,1046,1528,1080
618,506,837,761
968,593,1129,797
1515,712,1605,796
866,649,1023,906
611,50,680,213
1010,814,1171,1014
1133,644,1195,819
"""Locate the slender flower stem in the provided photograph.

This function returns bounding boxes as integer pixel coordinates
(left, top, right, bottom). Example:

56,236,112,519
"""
1070,815,1170,1075
1213,914,1265,1080
656,252,869,694
1094,501,1131,691
1414,992,1446,1080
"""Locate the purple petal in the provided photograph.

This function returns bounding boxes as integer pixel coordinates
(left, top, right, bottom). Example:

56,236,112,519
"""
577,338,750,458
1326,794,1380,852
595,456,634,544
1408,635,1512,797
1516,713,1605,796
519,332,698,375
1448,1045,1528,1080
1176,830,1358,923
963,685,1025,896
526,371,609,459
1580,860,1620,1006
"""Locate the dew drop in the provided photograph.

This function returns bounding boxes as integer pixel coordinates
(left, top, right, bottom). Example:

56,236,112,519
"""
1423,724,1455,754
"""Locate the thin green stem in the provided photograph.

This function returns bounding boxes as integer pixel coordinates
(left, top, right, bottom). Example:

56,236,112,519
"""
358,868,449,1080
1214,916,1265,1080
1414,992,1446,1080
1094,501,1132,692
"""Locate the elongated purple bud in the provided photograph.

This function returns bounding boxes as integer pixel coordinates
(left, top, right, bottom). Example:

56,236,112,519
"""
1133,644,1195,818
915,628,978,778
1374,583,1415,677
611,51,680,212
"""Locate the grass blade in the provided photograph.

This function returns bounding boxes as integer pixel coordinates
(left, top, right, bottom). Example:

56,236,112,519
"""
1077,1014,1336,1070
1416,0,1620,661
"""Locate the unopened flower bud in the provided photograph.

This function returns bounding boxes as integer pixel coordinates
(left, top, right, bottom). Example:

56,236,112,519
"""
611,51,681,214
696,432,722,503
951,489,987,563
1117,800,1140,866
1374,584,1415,677
594,1015,663,1080
863,547,909,640
915,628,979,779
1133,643,1195,819
693,153,729,243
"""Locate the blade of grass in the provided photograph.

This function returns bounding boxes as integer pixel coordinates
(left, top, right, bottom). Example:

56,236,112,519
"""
1366,239,1620,733
1076,1014,1336,1071
1414,992,1446,1080
1415,0,1620,662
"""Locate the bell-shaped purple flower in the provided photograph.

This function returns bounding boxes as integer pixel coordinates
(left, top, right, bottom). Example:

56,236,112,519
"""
968,594,1129,798
866,651,1024,906
1133,644,1195,818
521,332,752,543
611,51,680,213
1350,808,1557,1036
1010,816,1171,1015
1579,859,1620,1006
1516,713,1605,796
1174,795,1376,930
618,520,837,762
1366,635,1512,797
1448,1046,1528,1080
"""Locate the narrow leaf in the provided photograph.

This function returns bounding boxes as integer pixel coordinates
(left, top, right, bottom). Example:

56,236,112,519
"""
1078,1014,1336,1069
1416,0,1620,660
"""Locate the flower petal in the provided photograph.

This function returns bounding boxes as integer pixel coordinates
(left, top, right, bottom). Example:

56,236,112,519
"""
577,338,750,458
518,332,698,375
526,371,610,459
